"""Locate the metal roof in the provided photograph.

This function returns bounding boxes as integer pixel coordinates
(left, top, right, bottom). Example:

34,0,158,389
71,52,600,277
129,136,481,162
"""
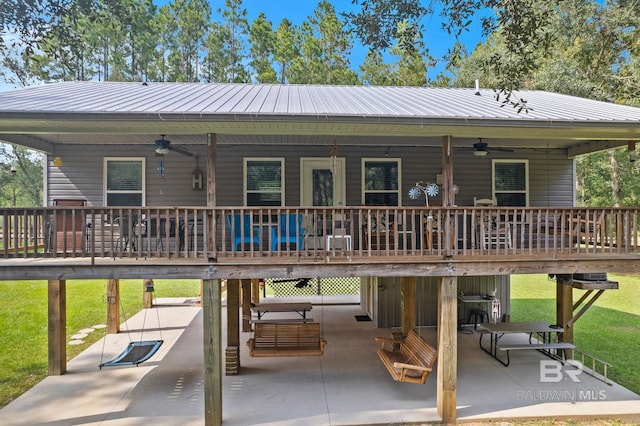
0,81,639,154
1,81,639,121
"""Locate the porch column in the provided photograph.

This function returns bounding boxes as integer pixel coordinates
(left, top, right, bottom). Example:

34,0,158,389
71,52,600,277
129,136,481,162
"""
437,276,457,423
401,276,416,335
556,280,574,345
441,135,455,255
207,133,217,259
106,278,120,334
241,279,252,332
441,135,455,207
143,279,154,309
226,279,240,375
251,278,260,304
203,279,222,426
207,133,217,207
48,279,66,375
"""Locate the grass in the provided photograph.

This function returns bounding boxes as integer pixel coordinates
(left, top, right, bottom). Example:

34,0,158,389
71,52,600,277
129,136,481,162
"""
510,273,640,394
0,279,200,408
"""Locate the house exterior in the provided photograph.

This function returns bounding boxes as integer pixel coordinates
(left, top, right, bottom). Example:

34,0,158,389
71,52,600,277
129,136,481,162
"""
1,81,640,424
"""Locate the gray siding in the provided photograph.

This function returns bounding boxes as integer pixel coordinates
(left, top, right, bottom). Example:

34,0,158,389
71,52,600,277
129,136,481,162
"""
46,142,574,209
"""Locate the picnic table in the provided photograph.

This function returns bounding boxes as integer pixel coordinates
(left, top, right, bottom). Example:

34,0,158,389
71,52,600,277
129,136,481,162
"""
479,321,573,366
251,302,313,320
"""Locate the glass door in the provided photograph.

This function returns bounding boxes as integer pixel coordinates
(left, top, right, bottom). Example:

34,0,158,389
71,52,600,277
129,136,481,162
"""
300,158,345,207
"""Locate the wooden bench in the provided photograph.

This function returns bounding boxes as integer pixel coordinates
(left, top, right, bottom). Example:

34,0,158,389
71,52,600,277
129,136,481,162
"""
498,342,574,366
375,329,437,384
247,322,326,357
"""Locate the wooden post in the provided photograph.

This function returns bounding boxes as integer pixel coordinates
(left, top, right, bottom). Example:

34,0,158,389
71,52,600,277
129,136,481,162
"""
557,280,574,345
401,276,416,335
48,279,66,375
437,276,457,423
226,279,240,375
251,278,260,304
441,135,455,255
143,279,154,309
206,133,217,207
106,278,120,334
203,279,222,426
206,133,217,258
241,279,252,332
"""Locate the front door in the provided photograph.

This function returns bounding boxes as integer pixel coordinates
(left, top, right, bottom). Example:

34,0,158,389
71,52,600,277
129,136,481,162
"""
300,157,346,207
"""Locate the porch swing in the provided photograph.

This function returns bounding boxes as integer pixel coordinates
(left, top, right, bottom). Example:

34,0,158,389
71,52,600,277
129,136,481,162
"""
247,277,327,357
374,280,438,384
99,281,164,369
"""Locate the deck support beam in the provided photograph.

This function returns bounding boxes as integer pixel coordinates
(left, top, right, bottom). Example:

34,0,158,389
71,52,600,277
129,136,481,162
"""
106,278,120,334
48,279,66,375
203,278,222,426
437,276,457,423
401,276,416,335
557,280,574,346
241,279,252,332
226,279,240,375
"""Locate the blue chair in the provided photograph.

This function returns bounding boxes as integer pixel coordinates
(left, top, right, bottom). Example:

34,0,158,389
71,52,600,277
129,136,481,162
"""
226,214,260,251
271,213,304,251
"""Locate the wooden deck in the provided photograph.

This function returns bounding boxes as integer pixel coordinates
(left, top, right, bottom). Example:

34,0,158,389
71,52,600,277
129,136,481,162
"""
2,206,639,280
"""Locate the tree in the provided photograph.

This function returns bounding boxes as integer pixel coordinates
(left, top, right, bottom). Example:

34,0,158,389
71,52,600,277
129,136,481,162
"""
288,1,357,84
160,0,211,82
249,12,277,83
272,18,298,84
0,144,43,207
217,0,250,83
345,0,561,108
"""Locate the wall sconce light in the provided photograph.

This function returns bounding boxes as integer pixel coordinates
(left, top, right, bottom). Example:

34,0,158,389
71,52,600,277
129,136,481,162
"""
52,156,63,167
628,140,636,163
384,147,390,157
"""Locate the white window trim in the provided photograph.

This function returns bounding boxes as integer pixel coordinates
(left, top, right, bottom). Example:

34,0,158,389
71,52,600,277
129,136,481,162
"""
243,157,285,206
103,157,146,206
491,159,529,206
361,157,402,206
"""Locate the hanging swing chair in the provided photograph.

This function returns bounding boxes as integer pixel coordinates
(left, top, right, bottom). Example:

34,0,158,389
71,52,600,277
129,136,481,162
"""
99,281,164,369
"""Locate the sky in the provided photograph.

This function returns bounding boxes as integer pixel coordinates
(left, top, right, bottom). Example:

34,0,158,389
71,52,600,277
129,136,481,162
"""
0,0,486,92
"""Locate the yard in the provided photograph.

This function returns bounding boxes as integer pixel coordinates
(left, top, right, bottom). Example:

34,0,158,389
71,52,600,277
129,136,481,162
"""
0,274,638,409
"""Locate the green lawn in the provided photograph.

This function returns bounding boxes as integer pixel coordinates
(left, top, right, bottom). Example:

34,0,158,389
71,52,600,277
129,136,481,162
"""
510,273,640,394
0,279,200,408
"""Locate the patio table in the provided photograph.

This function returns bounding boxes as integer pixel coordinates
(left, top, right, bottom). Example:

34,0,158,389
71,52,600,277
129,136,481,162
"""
479,321,565,366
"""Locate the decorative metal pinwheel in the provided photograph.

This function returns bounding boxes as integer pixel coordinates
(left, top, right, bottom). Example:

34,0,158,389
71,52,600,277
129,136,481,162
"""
409,181,439,206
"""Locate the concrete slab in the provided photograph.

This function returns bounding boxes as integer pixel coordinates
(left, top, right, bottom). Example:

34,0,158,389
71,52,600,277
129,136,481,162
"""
0,298,638,425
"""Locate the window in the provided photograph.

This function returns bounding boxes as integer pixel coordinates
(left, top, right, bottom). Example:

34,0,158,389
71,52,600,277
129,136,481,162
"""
492,160,528,206
244,158,284,206
104,158,145,206
362,158,401,206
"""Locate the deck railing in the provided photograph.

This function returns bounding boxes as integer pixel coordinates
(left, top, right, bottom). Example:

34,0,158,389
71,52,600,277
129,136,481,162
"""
1,206,639,261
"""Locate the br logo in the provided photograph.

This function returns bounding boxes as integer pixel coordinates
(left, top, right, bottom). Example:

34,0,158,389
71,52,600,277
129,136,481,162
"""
539,360,584,383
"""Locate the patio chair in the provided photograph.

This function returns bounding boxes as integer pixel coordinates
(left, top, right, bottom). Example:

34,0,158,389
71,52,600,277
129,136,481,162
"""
226,214,261,251
363,214,395,250
271,213,305,251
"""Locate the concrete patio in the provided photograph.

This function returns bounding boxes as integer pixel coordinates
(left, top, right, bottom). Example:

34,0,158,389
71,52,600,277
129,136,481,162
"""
1,297,639,425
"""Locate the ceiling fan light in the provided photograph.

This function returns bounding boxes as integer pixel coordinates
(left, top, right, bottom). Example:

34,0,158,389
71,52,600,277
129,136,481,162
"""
473,149,488,157
155,147,170,155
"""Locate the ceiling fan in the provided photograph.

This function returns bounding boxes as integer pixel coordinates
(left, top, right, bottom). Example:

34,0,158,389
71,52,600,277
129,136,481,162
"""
153,135,193,157
273,278,312,288
471,138,513,157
